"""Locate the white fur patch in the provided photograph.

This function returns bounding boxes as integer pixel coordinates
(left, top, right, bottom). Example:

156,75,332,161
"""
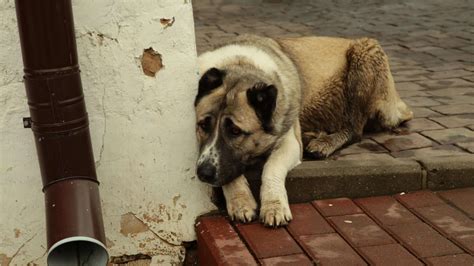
197,127,220,168
199,44,279,76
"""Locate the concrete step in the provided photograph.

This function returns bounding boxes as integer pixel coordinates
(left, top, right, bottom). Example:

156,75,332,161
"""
236,155,474,205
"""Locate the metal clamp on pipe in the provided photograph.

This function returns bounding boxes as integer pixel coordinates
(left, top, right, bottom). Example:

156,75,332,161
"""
15,0,108,264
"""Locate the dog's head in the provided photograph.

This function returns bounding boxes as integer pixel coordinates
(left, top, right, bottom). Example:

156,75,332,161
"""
194,67,279,186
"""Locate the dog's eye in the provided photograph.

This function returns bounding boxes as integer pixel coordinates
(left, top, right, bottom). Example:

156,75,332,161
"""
198,117,212,132
225,119,243,137
230,124,242,136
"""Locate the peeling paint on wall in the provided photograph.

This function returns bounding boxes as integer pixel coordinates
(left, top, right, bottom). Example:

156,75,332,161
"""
120,213,149,236
110,253,151,264
160,17,175,28
141,48,163,77
0,254,12,266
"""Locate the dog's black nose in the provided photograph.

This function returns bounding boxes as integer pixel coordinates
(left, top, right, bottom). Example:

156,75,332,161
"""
197,163,216,183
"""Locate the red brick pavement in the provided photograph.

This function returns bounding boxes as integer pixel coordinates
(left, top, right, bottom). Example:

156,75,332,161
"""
196,188,474,265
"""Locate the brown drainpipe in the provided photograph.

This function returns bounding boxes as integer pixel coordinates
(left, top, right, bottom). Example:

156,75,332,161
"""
15,0,108,264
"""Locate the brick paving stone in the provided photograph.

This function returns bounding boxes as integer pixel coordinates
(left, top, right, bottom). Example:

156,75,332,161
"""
434,95,474,105
456,142,474,153
287,203,334,236
196,216,257,265
438,188,474,219
391,144,467,158
313,198,363,217
403,97,443,107
355,196,419,226
236,223,302,259
430,114,474,128
426,87,474,97
455,234,474,255
464,75,474,82
371,132,434,152
427,63,468,72
260,254,313,266
417,79,473,90
427,69,473,80
421,128,474,145
411,107,443,118
395,82,426,91
387,222,464,258
395,190,445,209
424,254,474,266
399,90,430,98
358,244,423,266
402,118,445,132
431,104,474,115
337,139,388,155
298,233,367,266
413,204,474,237
328,214,396,247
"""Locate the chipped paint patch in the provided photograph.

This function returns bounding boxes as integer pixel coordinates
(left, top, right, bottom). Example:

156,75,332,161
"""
173,194,181,206
141,48,163,77
14,228,20,238
110,253,151,264
160,17,175,28
0,254,12,266
120,213,149,236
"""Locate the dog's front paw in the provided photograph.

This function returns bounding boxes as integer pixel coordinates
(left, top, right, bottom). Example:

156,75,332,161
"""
260,198,292,227
226,194,257,223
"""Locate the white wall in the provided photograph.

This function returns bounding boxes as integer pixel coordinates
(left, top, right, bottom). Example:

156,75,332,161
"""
0,0,215,264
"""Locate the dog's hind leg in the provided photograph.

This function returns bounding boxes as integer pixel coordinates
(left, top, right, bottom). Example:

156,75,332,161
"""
375,71,413,129
303,129,355,159
347,38,413,130
223,175,257,223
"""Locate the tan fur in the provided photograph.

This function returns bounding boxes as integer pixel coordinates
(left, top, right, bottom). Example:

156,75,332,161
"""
274,37,413,157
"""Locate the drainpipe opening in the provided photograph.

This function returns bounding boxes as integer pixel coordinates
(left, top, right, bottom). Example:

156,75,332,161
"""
44,179,108,264
48,238,108,265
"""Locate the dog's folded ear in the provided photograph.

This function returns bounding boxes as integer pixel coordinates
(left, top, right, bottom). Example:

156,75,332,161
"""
247,83,278,133
195,67,224,106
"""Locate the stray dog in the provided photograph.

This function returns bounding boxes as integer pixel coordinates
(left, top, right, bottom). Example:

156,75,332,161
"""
194,35,412,226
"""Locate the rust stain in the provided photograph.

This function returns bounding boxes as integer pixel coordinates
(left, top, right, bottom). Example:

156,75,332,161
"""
160,17,175,28
141,48,163,77
120,213,149,236
0,254,12,266
14,228,20,238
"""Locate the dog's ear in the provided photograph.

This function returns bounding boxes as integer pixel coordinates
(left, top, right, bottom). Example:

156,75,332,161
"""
247,83,278,133
195,67,224,106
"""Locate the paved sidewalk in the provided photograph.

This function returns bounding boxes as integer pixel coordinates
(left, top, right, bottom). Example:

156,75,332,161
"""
193,0,474,161
196,188,474,265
